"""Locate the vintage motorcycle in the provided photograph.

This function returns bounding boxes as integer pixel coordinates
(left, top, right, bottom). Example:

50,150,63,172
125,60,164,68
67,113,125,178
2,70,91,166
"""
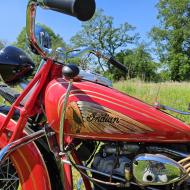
1,0,190,190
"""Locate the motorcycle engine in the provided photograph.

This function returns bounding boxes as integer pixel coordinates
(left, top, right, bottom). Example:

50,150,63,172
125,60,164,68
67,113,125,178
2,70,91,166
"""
91,142,189,190
91,143,139,190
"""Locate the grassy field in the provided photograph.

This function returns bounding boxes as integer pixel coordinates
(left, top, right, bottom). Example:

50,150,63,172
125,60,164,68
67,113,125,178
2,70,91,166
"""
2,80,190,190
114,79,190,123
1,80,190,122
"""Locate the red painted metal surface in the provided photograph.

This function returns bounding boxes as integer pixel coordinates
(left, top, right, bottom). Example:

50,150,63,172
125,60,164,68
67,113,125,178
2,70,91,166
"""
45,78,190,143
0,113,51,190
0,59,53,141
61,155,73,190
2,51,190,190
72,150,92,190
0,58,73,189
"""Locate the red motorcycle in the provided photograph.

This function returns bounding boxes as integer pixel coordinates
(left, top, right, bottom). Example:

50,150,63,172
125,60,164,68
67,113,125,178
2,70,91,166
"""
0,0,190,190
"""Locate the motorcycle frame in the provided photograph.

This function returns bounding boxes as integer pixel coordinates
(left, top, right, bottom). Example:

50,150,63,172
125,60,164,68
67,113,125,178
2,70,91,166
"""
0,57,94,190
0,59,53,140
0,1,93,189
1,1,190,189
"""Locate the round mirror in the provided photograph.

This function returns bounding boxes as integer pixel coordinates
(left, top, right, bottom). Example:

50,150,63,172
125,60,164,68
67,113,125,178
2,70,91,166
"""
35,24,51,49
30,24,52,55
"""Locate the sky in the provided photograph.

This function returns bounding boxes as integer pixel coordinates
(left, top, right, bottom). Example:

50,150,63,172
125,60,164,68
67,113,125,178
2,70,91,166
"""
0,0,159,44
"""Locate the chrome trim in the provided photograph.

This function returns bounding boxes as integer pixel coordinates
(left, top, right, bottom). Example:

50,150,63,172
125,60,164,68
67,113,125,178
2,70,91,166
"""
62,159,164,190
147,146,189,158
59,80,73,152
154,102,190,115
79,69,112,87
0,130,45,163
26,0,47,58
133,154,187,186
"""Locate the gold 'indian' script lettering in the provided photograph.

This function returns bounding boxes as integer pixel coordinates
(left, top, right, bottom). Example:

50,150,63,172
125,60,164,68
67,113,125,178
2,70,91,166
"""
87,113,120,124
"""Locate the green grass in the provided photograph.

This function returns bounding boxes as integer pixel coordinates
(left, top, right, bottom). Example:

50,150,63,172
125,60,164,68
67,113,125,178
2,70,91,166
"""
2,80,190,189
0,96,3,104
1,80,190,122
114,79,190,123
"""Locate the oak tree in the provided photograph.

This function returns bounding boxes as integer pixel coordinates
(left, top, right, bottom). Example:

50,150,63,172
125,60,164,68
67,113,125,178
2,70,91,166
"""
150,0,190,81
71,9,138,71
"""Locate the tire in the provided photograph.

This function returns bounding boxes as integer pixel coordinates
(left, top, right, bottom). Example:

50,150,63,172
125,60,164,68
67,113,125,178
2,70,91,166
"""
0,113,52,190
35,138,63,190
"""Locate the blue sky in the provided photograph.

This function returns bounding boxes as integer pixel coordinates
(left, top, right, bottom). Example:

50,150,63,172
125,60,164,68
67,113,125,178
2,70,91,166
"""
0,0,159,44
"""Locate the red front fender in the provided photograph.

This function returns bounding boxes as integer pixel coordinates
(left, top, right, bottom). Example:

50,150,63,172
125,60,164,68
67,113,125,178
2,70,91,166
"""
0,113,52,190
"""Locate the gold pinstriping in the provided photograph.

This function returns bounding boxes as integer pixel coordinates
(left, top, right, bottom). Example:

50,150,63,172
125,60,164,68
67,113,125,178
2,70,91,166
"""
18,149,37,190
46,81,68,96
33,143,52,189
0,113,51,190
11,156,25,190
56,87,188,131
57,92,186,132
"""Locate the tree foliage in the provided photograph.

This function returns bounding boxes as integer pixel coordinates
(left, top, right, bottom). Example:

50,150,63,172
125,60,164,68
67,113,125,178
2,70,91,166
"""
14,24,66,68
110,44,158,81
0,40,6,50
150,0,190,81
71,9,138,71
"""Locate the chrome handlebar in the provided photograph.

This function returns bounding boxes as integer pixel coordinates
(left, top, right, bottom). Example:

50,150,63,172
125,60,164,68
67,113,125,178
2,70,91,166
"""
26,1,127,72
55,47,128,73
54,47,110,63
26,1,46,58
26,0,95,59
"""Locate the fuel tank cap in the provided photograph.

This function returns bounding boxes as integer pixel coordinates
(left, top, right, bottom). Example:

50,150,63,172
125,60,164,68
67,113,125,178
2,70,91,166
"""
62,64,79,79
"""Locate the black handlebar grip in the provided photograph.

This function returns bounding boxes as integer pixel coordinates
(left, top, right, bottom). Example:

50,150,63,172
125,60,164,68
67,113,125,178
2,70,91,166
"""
39,0,96,21
108,57,128,73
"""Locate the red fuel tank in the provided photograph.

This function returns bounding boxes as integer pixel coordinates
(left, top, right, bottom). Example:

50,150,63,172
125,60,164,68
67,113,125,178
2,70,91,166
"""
45,78,190,143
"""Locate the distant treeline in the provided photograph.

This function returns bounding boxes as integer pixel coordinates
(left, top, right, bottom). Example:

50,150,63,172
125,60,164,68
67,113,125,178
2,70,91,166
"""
0,0,190,82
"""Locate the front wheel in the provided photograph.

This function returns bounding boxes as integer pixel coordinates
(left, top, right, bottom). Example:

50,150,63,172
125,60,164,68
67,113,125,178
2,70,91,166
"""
0,113,52,190
0,158,20,190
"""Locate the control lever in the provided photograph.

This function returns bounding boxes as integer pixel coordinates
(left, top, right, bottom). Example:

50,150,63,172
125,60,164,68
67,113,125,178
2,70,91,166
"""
108,57,128,73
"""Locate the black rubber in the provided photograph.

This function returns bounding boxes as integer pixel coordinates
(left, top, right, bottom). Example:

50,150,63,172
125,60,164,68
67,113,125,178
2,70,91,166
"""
62,64,80,79
25,125,63,190
108,57,128,73
0,46,34,83
0,83,20,104
0,105,20,119
42,0,96,21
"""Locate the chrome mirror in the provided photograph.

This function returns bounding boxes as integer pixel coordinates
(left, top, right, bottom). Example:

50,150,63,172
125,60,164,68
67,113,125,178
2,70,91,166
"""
35,24,51,49
31,24,52,55
26,0,95,59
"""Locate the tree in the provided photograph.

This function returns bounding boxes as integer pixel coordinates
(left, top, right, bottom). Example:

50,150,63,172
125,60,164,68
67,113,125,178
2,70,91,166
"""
0,40,6,49
14,24,66,68
71,9,138,71
110,44,158,81
150,0,190,81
